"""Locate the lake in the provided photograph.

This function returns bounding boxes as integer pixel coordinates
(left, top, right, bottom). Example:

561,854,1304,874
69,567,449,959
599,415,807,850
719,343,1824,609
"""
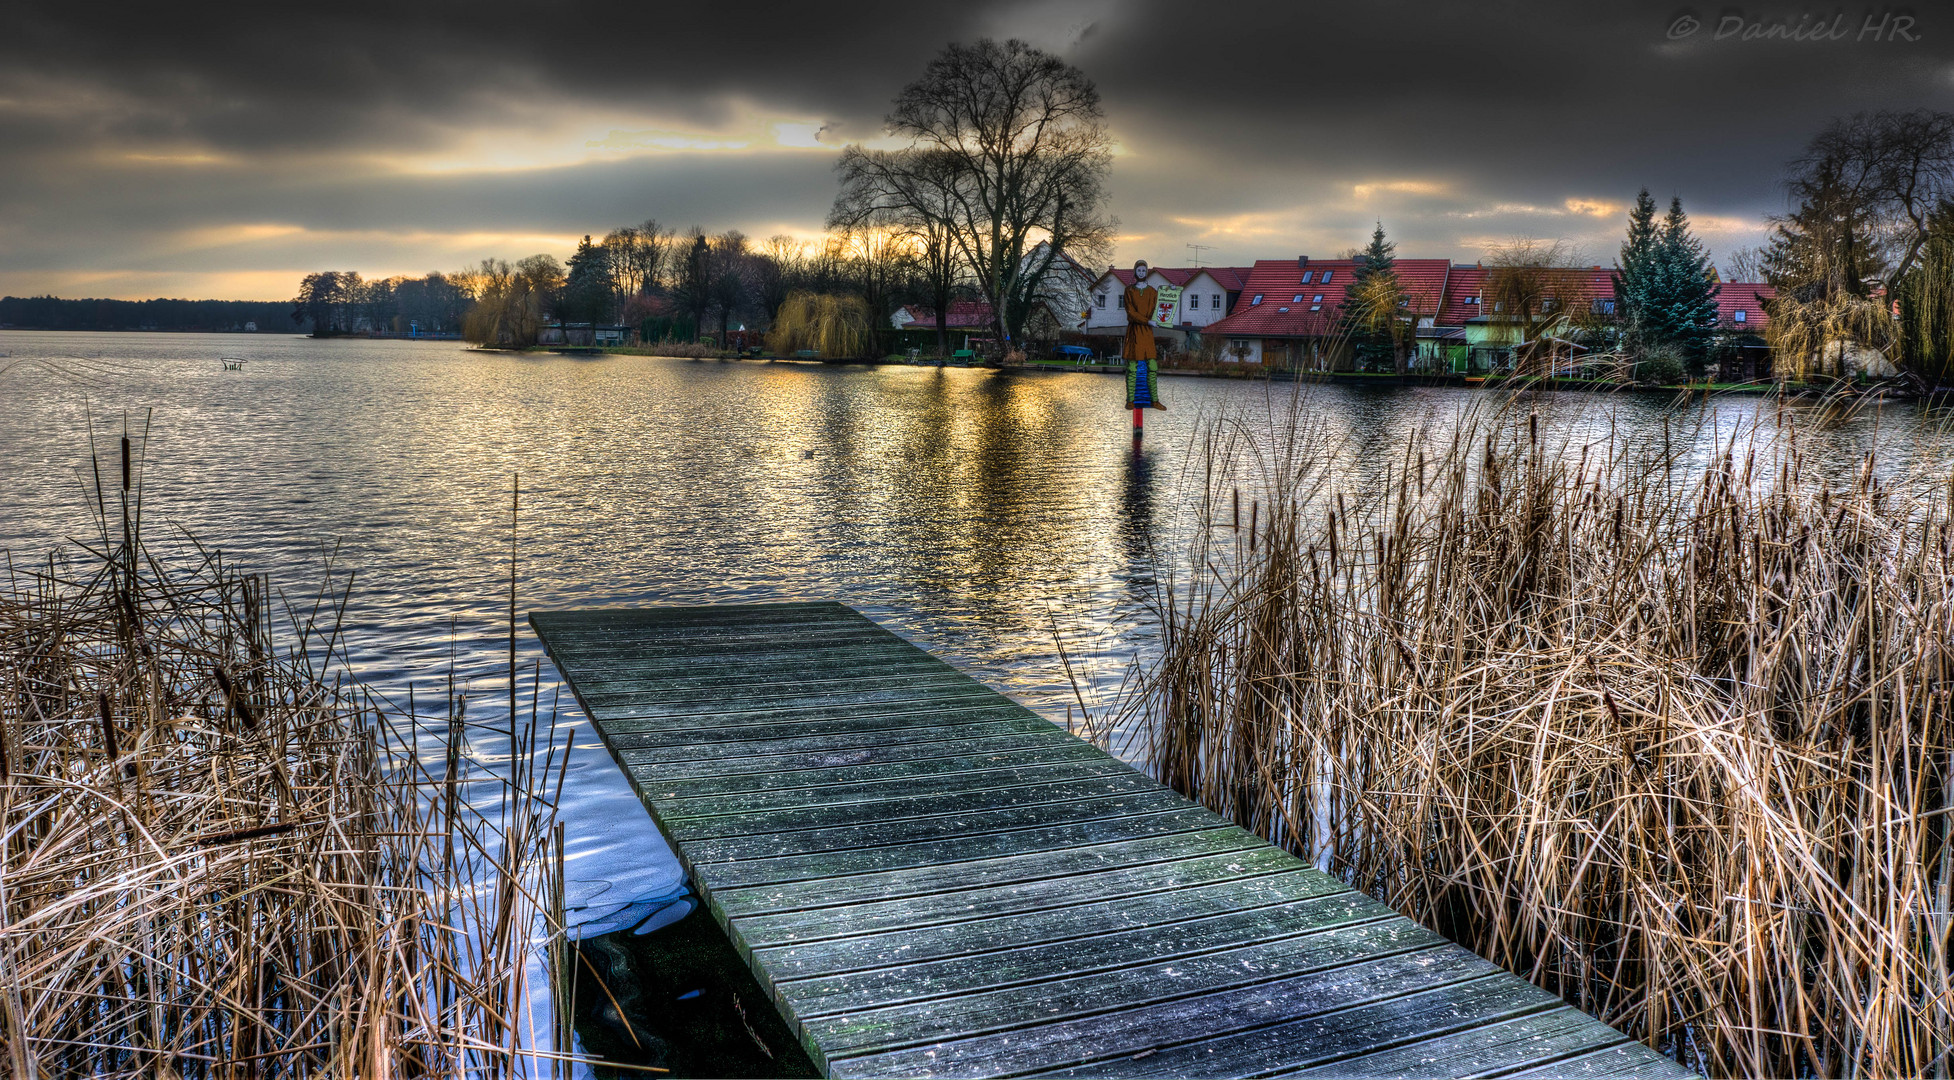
1,330,1941,939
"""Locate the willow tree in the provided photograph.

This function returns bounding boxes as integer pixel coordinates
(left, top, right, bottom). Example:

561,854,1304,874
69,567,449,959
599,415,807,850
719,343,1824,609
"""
1761,111,1953,379
1896,207,1954,385
1483,238,1588,374
839,39,1113,354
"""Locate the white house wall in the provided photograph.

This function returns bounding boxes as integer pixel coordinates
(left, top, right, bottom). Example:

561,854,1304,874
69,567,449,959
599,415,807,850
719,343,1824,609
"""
1177,272,1235,328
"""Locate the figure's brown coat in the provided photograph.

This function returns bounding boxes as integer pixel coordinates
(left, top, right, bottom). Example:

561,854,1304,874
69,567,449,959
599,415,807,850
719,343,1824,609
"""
1122,283,1157,362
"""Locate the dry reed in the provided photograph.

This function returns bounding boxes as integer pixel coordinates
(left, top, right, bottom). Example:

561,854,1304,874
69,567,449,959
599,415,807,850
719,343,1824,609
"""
0,433,567,1077
1119,390,1954,1078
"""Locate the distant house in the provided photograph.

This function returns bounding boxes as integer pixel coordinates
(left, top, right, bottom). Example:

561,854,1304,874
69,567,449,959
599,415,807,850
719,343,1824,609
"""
892,301,995,332
892,243,1095,349
1081,266,1255,347
1713,283,1776,380
1206,257,1450,368
1083,267,1194,339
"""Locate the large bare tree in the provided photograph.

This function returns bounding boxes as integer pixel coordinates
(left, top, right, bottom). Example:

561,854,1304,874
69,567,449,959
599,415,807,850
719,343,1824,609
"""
838,38,1113,354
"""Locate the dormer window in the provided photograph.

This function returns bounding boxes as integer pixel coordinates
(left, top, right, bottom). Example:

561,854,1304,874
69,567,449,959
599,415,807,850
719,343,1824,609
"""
1309,304,1321,312
1300,271,1313,284
1252,294,1264,305
1320,271,1334,283
1312,295,1323,303
1293,294,1304,303
1733,308,1747,322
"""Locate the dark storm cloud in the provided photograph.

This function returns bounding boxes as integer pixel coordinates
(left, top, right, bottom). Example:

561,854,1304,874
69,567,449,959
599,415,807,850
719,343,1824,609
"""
1,0,1948,297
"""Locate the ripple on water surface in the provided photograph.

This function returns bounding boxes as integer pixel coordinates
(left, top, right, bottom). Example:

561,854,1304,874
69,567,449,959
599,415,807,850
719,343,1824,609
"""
1,331,1941,934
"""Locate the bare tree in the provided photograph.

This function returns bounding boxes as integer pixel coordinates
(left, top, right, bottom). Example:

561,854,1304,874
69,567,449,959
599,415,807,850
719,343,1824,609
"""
1772,110,1954,294
852,38,1114,354
602,219,672,315
833,146,969,356
708,230,755,344
1722,245,1770,283
753,235,809,326
1483,238,1590,373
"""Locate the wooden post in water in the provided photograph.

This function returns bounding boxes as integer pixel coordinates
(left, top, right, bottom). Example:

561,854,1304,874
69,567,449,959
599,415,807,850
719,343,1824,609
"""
1132,407,1143,436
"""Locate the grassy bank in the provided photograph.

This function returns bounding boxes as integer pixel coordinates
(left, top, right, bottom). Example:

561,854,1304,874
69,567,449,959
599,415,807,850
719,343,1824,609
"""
0,437,565,1076
1116,393,1954,1077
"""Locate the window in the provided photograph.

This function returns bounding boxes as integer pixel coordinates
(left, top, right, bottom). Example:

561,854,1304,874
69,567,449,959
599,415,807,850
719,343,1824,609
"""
1212,294,1222,309
1252,294,1263,305
1540,298,1556,312
1095,293,1106,308
1733,308,1748,323
1293,294,1304,303
1320,270,1333,283
1300,271,1313,284
1310,304,1321,312
1312,294,1323,303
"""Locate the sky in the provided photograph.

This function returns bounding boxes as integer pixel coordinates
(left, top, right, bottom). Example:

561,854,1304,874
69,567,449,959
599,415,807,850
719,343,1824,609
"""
2,0,1948,300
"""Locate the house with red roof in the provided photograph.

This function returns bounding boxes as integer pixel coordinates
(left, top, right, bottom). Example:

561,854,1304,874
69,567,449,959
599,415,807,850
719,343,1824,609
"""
1713,282,1776,379
891,300,994,332
1204,256,1450,368
1077,265,1254,347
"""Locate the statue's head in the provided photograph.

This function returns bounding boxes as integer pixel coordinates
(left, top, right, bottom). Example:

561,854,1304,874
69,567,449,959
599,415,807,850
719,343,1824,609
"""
1133,260,1150,282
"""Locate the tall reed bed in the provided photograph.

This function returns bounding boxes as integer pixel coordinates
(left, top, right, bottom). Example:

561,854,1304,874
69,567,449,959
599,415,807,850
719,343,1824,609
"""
0,436,566,1077
1120,391,1954,1078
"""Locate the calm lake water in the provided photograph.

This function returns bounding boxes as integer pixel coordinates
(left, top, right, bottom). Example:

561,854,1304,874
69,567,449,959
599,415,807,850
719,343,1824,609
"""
2,331,1946,943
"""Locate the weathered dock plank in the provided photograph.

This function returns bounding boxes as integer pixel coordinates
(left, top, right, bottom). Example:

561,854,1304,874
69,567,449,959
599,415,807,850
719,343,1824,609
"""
533,602,1689,1079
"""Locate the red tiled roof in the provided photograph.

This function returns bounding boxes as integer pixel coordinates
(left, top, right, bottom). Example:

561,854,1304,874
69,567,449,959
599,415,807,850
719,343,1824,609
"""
1436,266,1489,326
1392,259,1451,318
1194,267,1254,292
1716,282,1775,331
1105,267,1199,288
1207,258,1451,338
1207,260,1349,337
1431,266,1618,327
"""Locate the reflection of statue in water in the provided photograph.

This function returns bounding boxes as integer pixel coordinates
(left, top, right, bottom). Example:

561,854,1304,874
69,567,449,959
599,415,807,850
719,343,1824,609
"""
1122,260,1166,411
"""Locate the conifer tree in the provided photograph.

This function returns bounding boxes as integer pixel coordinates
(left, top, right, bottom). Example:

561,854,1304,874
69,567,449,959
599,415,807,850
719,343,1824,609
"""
562,235,615,324
1613,189,1660,351
1648,198,1721,361
1342,222,1406,371
1614,192,1718,361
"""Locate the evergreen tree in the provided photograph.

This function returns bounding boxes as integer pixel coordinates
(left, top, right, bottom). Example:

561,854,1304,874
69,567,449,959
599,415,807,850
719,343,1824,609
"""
1647,198,1721,361
1613,189,1660,351
1341,222,1406,371
1614,192,1718,361
561,236,614,324
1352,221,1397,281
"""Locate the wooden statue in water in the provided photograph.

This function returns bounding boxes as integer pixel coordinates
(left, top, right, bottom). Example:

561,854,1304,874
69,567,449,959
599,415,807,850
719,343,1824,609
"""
1122,260,1165,415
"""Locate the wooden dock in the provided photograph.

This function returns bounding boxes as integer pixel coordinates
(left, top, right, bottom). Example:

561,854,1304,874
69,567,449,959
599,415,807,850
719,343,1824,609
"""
532,602,1689,1079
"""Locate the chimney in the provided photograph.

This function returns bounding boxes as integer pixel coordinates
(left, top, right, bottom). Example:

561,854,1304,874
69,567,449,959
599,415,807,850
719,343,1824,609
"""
1296,256,1310,268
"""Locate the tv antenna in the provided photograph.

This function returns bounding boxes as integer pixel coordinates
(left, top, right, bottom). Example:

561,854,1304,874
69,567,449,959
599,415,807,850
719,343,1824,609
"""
1185,243,1210,267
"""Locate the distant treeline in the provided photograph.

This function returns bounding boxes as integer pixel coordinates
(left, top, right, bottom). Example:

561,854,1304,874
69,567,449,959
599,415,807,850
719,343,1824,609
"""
0,296,305,332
